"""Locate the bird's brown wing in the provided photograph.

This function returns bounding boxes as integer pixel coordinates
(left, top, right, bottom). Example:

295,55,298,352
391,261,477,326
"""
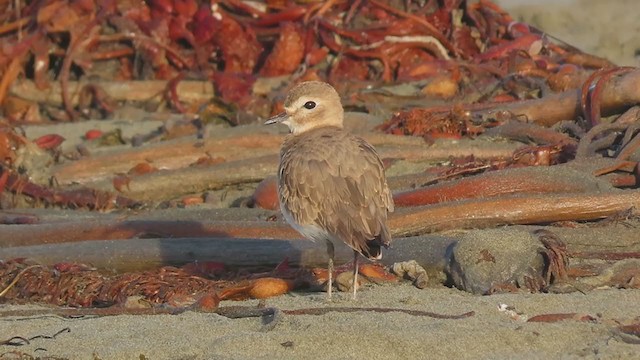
279,129,394,258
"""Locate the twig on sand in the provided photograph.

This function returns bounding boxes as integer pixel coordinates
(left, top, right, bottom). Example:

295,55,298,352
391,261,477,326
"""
0,305,474,333
218,306,475,332
0,327,70,346
526,313,597,323
281,307,475,319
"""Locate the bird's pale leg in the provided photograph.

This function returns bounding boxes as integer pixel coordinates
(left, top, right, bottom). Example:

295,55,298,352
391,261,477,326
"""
352,250,359,300
326,241,335,300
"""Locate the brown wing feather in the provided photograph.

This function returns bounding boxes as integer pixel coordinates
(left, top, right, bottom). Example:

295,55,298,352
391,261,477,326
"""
278,127,394,259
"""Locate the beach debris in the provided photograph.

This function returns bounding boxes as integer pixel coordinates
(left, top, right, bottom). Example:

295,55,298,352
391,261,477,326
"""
249,176,279,210
392,163,606,208
219,278,295,300
280,341,295,348
497,304,599,324
33,134,65,150
216,305,475,331
0,271,474,331
390,190,640,238
568,259,640,290
380,67,640,138
334,270,365,293
0,0,621,125
0,165,141,210
0,0,640,309
612,322,640,345
498,304,599,324
391,260,429,289
0,259,224,308
0,256,415,307
279,307,475,319
0,264,42,298
534,229,570,284
527,313,598,323
311,263,397,294
358,263,399,283
0,327,70,347
446,228,547,294
0,259,398,307
497,303,528,322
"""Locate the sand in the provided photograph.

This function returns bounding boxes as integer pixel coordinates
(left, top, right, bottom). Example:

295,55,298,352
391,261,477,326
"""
2,285,640,359
495,0,640,67
3,1,640,359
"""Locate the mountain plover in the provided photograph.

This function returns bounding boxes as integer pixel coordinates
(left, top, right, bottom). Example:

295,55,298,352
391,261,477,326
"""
265,81,394,299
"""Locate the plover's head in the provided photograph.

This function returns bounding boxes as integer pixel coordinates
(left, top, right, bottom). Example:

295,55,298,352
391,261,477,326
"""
265,81,344,135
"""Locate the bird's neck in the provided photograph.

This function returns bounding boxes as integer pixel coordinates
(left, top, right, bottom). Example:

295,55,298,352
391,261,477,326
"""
291,121,343,135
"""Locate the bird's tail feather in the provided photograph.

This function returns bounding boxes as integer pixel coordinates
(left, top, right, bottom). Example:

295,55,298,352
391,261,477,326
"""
363,226,391,260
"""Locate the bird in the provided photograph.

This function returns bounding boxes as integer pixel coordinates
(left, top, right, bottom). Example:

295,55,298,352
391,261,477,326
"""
265,81,394,299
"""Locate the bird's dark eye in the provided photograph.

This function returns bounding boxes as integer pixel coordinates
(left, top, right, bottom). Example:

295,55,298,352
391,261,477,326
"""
303,101,316,110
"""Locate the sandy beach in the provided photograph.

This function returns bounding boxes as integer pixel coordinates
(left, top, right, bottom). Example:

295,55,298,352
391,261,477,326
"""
2,0,640,359
2,284,640,359
495,0,640,67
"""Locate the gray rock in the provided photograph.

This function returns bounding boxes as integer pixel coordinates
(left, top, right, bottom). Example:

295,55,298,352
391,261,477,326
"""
446,228,546,294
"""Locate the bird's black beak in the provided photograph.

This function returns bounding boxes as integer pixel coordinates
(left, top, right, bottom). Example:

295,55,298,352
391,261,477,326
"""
264,112,289,125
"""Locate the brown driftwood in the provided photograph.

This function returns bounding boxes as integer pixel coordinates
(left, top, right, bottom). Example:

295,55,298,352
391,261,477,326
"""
9,77,293,107
390,190,640,237
5,222,640,274
393,163,612,207
50,131,419,185
88,142,520,202
52,127,516,186
52,132,284,185
474,68,640,126
10,79,215,106
0,207,277,224
254,159,618,210
51,132,517,201
2,189,639,246
0,219,298,247
89,155,279,201
0,235,456,272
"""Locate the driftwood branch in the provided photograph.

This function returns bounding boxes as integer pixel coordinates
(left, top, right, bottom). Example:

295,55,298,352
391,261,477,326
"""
49,129,517,201
0,191,624,244
393,162,612,207
474,68,640,126
52,133,284,185
390,190,640,237
0,219,298,247
4,220,640,275
52,129,516,186
2,190,638,245
10,79,215,106
0,233,457,272
89,155,279,202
